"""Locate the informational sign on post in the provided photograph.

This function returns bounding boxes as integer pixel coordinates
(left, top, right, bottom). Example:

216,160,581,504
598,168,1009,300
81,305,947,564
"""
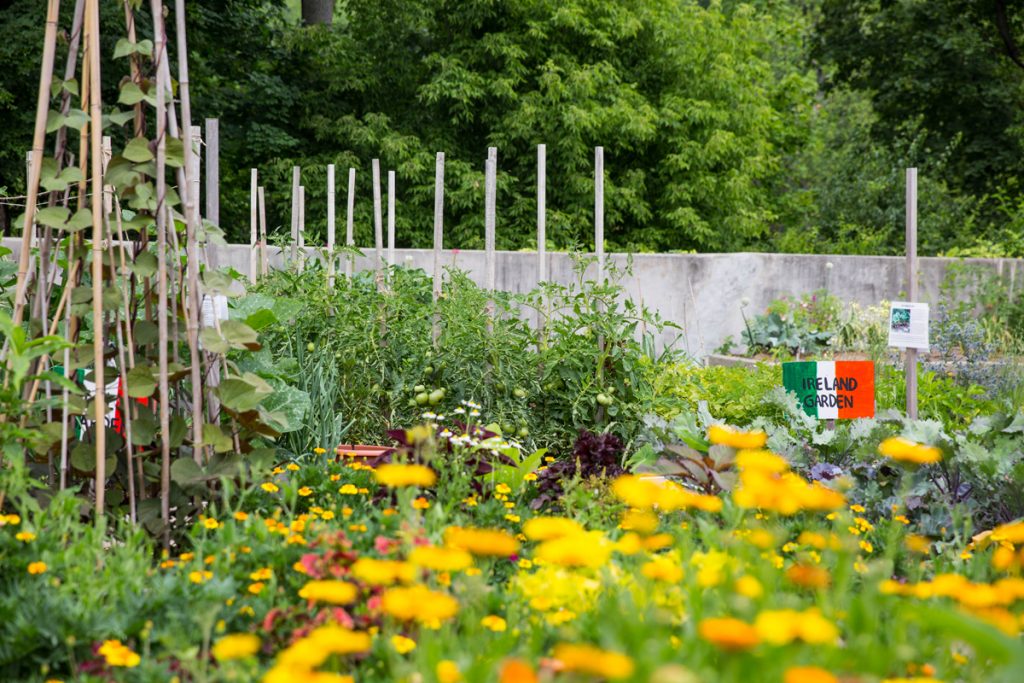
782,360,875,420
888,301,929,350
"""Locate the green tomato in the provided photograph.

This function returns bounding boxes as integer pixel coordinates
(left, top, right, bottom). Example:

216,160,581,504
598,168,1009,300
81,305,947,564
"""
501,422,514,434
414,384,426,393
513,387,527,399
596,393,613,406
428,389,444,405
306,342,315,352
517,427,529,437
415,392,430,406
424,366,433,374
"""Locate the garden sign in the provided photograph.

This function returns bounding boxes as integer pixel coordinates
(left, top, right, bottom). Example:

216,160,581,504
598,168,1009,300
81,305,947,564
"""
782,360,875,420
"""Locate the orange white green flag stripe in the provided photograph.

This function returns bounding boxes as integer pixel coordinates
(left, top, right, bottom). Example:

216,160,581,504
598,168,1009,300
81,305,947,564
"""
782,360,875,419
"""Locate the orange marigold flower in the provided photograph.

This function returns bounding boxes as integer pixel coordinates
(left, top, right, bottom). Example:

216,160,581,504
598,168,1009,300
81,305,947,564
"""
212,633,260,661
553,643,634,680
785,666,839,683
297,580,357,604
374,463,437,488
444,526,520,557
499,659,538,683
698,617,760,651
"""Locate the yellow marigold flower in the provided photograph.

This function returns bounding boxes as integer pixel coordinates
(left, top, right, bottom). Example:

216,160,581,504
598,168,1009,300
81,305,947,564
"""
437,660,462,683
523,517,584,541
313,447,326,455
374,463,437,488
860,540,874,554
0,514,21,526
27,561,47,575
350,558,416,586
641,556,684,583
339,484,359,495
298,486,313,497
248,582,265,595
409,545,473,572
518,558,533,569
189,570,213,584
98,639,140,667
524,472,538,482
708,424,768,450
272,625,370,672
391,634,416,654
621,508,659,535
203,518,221,530
496,483,512,494
298,579,358,604
643,533,673,551
444,526,520,557
250,567,273,581
381,584,458,623
481,615,507,632
412,496,431,510
286,463,300,471
754,608,838,645
734,575,763,598
553,643,634,680
785,666,839,683
260,482,279,493
233,511,249,521
463,495,478,506
699,617,760,651
15,531,35,542
735,450,789,473
505,514,520,523
535,531,612,569
212,633,260,661
880,679,944,683
180,552,195,561
878,437,941,464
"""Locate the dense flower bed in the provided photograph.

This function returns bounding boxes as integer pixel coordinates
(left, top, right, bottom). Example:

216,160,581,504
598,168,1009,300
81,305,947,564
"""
2,418,1023,683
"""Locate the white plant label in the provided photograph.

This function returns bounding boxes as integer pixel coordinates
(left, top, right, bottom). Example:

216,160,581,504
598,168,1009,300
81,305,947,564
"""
888,301,929,351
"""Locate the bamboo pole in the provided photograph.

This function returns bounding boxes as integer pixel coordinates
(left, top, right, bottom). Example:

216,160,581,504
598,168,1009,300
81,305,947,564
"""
432,152,444,345
345,168,355,278
372,159,383,288
249,169,257,281
86,0,105,517
258,186,268,276
327,164,336,288
387,170,396,268
10,0,60,330
122,0,145,137
150,0,172,536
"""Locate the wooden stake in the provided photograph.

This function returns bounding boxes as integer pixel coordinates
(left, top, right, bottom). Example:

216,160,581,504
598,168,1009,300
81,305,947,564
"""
485,147,497,325
327,163,335,288
86,0,106,517
372,159,383,287
345,167,355,279
290,166,300,266
906,167,918,419
387,170,396,267
258,186,268,276
595,146,605,284
204,118,218,225
432,152,444,344
187,125,204,464
249,168,257,281
537,143,547,337
10,0,60,329
297,185,305,274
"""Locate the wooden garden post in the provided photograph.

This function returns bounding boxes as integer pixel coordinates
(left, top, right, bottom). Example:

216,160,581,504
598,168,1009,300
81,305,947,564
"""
258,186,268,276
290,166,300,266
906,168,918,419
249,169,258,281
432,152,445,344
372,158,384,289
345,167,355,279
387,170,396,267
485,147,497,326
595,146,605,284
327,163,336,288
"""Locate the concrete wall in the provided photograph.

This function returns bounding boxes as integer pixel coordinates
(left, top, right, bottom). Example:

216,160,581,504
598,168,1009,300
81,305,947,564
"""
5,237,1021,357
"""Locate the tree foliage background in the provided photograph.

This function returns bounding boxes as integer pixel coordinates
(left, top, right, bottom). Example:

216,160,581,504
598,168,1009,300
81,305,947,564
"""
1,0,1024,256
